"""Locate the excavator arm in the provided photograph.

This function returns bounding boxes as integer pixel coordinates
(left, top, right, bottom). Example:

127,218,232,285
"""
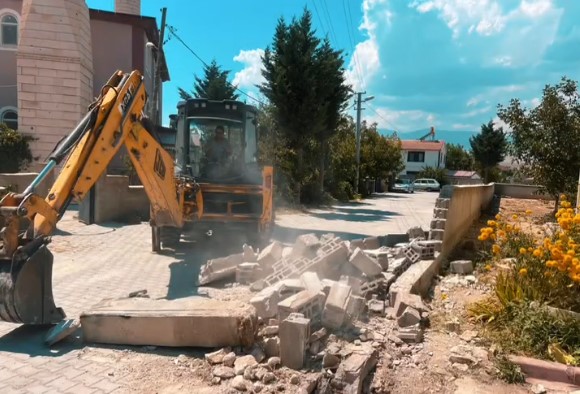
0,70,186,325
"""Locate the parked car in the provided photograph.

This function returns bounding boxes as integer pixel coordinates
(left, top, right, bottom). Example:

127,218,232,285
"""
412,178,441,192
392,178,414,193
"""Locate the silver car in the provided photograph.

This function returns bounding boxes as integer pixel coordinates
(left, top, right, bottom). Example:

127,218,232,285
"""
392,178,414,193
412,178,441,192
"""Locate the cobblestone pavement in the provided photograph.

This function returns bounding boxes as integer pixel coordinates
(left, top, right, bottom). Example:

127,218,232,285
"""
0,191,437,393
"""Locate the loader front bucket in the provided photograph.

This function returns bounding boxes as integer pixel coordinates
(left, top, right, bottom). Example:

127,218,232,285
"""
0,244,65,324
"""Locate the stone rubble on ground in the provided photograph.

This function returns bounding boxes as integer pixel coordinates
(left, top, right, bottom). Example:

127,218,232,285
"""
194,197,454,392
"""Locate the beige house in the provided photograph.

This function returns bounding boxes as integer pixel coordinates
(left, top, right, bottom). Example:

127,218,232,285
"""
0,0,169,171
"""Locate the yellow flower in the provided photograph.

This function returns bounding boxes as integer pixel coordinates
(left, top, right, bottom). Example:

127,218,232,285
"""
525,209,532,215
492,244,501,255
495,213,502,220
519,247,527,255
441,293,448,300
485,264,492,271
480,233,489,241
533,249,542,257
519,268,528,276
561,194,567,201
487,220,497,227
512,214,518,220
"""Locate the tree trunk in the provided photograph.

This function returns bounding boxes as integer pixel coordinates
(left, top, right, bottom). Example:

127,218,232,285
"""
319,140,326,197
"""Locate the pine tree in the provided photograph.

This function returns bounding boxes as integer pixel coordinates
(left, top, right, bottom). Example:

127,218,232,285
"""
178,59,239,100
469,120,507,182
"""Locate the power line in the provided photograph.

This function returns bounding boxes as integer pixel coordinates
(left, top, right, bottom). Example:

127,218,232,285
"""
166,25,267,107
342,0,365,91
366,102,401,132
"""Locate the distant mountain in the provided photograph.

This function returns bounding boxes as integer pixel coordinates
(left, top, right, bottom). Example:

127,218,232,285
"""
380,128,479,150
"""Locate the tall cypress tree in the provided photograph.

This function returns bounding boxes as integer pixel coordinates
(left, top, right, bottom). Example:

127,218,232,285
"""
469,120,507,182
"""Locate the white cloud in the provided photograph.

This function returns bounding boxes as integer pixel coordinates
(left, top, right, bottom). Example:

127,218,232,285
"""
461,105,492,118
493,56,513,67
365,106,435,131
345,0,383,91
232,49,266,89
452,123,476,130
520,0,553,18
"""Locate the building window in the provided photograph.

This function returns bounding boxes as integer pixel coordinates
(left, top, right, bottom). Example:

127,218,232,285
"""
1,13,18,46
0,108,18,130
407,151,425,162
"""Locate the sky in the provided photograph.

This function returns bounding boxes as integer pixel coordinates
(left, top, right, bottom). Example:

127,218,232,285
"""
86,0,580,146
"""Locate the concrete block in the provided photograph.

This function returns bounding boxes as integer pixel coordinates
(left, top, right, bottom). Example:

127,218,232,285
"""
429,229,445,241
430,219,447,230
80,297,258,348
349,238,364,251
278,279,306,298
339,275,363,296
433,208,448,219
363,248,389,270
322,282,352,329
292,233,321,258
362,236,380,250
390,259,439,299
410,242,435,260
263,336,280,357
397,325,423,343
278,290,326,322
300,271,323,293
279,313,310,370
451,260,474,274
401,245,421,264
387,257,411,276
418,239,442,253
282,247,293,258
332,349,379,393
397,306,421,327
435,198,451,209
349,247,383,277
321,279,338,295
367,296,385,315
345,295,365,322
359,278,385,296
250,286,280,319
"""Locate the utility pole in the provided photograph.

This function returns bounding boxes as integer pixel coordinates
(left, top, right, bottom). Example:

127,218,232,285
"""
354,92,374,194
152,7,167,126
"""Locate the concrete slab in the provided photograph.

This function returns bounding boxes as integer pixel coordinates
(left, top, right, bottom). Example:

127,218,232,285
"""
80,297,258,348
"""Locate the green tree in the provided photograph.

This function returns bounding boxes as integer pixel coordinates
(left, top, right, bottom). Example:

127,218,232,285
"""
259,8,351,203
178,59,239,100
0,123,34,173
445,143,474,171
469,120,507,182
497,77,580,203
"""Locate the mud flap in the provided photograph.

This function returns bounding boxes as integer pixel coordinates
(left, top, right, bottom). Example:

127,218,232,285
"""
0,244,65,324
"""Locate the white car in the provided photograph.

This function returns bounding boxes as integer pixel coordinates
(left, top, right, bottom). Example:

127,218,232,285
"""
412,178,441,192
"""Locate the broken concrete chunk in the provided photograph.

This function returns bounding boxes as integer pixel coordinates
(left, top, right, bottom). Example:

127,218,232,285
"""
279,313,310,370
263,337,280,357
257,241,284,269
198,253,244,285
407,226,425,240
300,271,323,293
362,248,389,270
80,297,258,348
367,297,385,316
332,348,379,393
362,237,380,250
213,366,236,379
236,262,263,284
345,295,365,322
234,354,258,375
250,286,280,319
349,247,383,277
450,260,474,275
397,306,421,328
205,348,230,364
231,375,248,390
397,325,423,343
393,292,428,318
223,352,236,367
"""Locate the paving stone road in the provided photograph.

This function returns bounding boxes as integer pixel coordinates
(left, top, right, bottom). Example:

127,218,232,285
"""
0,191,437,393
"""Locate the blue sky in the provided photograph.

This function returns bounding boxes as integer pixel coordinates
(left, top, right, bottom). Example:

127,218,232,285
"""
87,0,580,145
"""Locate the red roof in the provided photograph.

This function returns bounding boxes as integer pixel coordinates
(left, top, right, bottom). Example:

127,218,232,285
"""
401,140,445,151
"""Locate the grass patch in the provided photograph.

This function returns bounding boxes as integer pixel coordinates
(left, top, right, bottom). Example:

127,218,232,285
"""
492,354,526,384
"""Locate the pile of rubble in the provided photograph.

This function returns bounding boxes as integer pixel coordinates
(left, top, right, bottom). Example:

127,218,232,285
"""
195,197,452,392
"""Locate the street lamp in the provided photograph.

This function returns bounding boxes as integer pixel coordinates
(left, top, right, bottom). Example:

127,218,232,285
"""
355,92,374,195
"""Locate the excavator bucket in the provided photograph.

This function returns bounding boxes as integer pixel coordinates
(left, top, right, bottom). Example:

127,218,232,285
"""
0,244,65,324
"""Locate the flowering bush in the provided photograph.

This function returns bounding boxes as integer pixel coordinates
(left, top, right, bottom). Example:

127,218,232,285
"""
476,195,580,312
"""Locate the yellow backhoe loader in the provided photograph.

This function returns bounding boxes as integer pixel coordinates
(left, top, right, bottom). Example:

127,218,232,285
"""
0,69,273,325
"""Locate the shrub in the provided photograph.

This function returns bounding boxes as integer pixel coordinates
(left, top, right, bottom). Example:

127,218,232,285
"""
0,123,35,173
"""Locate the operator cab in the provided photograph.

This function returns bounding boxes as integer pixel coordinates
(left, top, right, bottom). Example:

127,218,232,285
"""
173,99,260,184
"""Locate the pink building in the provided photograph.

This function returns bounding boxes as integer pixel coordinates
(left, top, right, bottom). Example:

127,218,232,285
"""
0,0,169,171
